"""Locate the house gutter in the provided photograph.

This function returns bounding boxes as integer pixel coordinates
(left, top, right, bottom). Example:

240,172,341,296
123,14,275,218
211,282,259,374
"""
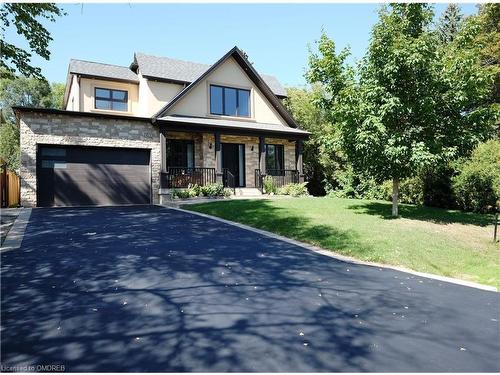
12,107,153,123
12,107,309,139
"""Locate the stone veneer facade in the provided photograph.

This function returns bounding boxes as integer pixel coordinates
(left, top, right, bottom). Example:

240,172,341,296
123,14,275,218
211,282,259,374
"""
19,111,300,207
167,133,297,188
20,112,161,207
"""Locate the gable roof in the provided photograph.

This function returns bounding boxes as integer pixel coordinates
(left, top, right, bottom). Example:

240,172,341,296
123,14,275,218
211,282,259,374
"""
68,59,139,82
153,46,297,128
132,52,287,97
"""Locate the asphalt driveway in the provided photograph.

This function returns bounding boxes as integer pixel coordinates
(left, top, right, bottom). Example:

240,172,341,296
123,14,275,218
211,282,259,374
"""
1,206,499,372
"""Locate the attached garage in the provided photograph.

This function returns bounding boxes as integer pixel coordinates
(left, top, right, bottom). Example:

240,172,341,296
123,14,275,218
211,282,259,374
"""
37,145,151,207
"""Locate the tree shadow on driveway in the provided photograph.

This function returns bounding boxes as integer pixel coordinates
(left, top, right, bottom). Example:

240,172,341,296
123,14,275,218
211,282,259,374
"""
1,206,499,372
186,199,379,260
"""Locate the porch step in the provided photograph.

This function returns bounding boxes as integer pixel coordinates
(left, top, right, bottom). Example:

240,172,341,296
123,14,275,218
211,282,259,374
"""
233,188,263,196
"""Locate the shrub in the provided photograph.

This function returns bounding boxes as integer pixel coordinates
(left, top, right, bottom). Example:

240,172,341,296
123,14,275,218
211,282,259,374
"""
373,168,458,208
171,189,191,199
452,140,500,213
327,162,482,210
357,178,387,200
421,165,456,209
190,183,202,197
277,182,309,197
378,176,424,205
327,166,386,199
263,176,277,194
200,183,225,197
171,182,230,199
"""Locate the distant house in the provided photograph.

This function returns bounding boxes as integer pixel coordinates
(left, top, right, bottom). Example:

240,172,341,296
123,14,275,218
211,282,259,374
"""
15,47,309,207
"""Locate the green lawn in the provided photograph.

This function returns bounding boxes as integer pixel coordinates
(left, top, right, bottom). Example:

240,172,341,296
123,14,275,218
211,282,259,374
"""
184,197,500,289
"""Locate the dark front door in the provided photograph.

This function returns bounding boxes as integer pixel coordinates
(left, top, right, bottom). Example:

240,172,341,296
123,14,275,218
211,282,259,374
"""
37,145,151,207
222,143,245,187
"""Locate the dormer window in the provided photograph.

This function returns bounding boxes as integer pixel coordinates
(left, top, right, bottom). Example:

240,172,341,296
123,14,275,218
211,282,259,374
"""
210,85,250,117
95,88,128,112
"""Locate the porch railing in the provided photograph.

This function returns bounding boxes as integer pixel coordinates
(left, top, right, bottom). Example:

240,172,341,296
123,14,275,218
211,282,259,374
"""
160,167,216,189
223,168,236,195
254,169,263,191
254,169,299,191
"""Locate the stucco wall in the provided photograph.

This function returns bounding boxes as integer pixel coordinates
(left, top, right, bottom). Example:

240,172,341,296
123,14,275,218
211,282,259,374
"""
138,74,184,117
65,75,80,111
64,58,290,128
19,112,161,207
79,77,140,116
167,57,288,126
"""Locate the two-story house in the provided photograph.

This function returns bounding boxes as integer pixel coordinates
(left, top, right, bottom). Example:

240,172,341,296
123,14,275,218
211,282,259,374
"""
15,47,309,207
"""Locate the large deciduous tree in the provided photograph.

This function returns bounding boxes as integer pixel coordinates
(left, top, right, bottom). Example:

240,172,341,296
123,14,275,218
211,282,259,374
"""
473,3,500,110
0,75,52,123
437,3,463,44
307,4,496,216
0,75,65,170
49,82,66,110
0,123,20,170
284,85,334,195
0,3,64,79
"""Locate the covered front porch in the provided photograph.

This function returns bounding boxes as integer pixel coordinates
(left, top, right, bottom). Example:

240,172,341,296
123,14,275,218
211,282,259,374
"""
155,116,309,194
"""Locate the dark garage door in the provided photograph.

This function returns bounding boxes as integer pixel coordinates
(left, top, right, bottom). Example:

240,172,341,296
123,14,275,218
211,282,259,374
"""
37,145,151,207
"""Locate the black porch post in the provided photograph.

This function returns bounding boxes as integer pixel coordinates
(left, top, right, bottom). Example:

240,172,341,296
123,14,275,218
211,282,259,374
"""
159,127,167,189
296,139,304,183
215,132,223,184
160,127,167,173
259,136,266,175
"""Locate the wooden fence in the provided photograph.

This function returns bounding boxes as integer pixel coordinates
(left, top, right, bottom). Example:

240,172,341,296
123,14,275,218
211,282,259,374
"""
1,166,20,208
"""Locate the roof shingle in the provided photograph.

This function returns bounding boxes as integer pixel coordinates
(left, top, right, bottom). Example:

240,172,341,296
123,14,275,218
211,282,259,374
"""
67,52,287,97
69,59,139,82
134,52,287,97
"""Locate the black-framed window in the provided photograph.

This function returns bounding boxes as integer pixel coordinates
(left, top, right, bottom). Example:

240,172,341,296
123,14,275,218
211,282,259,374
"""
266,144,284,174
210,85,250,117
166,139,194,168
40,147,67,169
94,88,128,112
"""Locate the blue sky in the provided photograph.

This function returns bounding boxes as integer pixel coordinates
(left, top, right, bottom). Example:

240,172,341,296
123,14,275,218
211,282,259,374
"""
7,3,478,87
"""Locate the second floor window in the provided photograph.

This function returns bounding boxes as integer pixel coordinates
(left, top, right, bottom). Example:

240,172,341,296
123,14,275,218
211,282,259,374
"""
210,85,250,117
95,88,128,112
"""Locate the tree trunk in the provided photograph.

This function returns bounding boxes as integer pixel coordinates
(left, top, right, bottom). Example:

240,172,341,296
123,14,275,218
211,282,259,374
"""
392,177,399,217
